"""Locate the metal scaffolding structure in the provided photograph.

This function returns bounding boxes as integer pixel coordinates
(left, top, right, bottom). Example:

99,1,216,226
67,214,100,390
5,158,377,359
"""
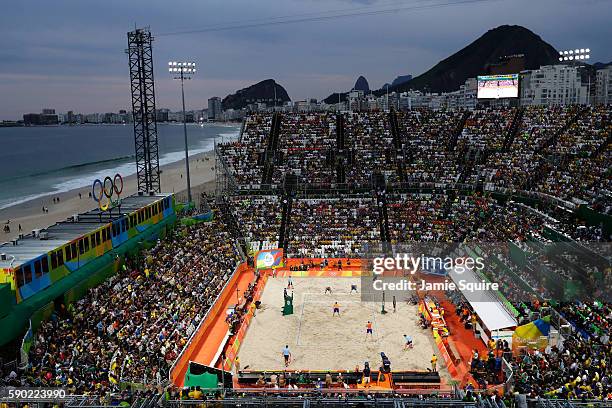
126,27,161,194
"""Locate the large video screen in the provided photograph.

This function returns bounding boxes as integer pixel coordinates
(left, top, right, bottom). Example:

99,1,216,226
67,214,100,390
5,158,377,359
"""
477,74,519,99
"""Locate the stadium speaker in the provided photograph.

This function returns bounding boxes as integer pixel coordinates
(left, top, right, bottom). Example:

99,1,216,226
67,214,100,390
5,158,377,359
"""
370,171,386,191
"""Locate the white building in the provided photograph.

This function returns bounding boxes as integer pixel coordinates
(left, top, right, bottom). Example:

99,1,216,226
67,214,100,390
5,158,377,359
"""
348,90,365,111
595,66,612,105
442,90,462,110
207,97,222,120
520,65,587,106
459,78,478,110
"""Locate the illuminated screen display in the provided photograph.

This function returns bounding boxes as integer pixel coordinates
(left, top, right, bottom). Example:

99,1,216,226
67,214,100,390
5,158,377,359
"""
255,249,284,269
477,74,519,99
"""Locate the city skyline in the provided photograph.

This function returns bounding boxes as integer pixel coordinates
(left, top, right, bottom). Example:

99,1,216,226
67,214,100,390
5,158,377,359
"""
1,0,611,120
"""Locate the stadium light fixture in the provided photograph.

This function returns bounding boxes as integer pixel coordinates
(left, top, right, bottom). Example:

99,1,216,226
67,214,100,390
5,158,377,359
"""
169,60,197,204
168,61,196,75
558,47,593,105
559,48,590,63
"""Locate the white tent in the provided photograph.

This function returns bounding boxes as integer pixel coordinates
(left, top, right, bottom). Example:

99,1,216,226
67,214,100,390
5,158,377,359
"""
448,267,517,331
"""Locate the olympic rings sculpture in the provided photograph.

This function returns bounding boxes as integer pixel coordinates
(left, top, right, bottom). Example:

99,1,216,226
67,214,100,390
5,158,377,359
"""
92,173,123,211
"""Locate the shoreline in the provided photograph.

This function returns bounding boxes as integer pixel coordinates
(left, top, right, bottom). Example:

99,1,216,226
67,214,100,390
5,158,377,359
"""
0,121,242,128
0,150,217,242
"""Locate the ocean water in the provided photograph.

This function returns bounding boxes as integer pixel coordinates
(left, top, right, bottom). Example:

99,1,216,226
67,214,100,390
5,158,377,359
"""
0,123,240,210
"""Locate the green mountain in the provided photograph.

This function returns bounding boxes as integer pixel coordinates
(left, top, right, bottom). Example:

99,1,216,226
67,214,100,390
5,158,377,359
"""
222,79,290,110
375,25,560,95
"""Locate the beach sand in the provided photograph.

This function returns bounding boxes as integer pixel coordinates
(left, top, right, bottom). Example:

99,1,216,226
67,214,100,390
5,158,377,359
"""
0,150,217,242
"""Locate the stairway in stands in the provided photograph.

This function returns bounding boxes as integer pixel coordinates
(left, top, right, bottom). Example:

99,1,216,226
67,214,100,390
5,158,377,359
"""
335,113,346,184
590,128,611,159
458,147,490,186
388,109,408,182
217,196,248,261
278,195,294,254
575,134,612,204
502,107,524,151
524,106,589,190
261,112,283,185
278,174,297,254
400,109,433,181
536,106,587,154
371,172,391,253
447,111,470,151
375,192,391,252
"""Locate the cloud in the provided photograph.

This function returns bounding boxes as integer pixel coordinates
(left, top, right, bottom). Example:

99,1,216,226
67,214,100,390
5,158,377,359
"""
0,0,611,119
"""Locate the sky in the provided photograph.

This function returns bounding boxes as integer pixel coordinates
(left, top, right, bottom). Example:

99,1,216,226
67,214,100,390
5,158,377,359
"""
0,0,611,120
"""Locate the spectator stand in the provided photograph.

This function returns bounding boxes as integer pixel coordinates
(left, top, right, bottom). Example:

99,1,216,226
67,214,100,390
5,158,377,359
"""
170,262,255,387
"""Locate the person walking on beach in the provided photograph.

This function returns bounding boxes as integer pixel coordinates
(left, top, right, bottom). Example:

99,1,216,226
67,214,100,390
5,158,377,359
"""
333,301,340,316
282,345,291,367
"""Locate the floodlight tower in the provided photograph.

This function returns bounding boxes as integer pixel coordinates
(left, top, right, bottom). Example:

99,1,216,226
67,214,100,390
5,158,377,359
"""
559,48,591,105
169,61,196,204
127,28,160,194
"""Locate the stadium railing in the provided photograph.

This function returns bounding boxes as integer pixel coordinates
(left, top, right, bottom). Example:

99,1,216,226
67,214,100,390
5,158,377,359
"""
53,393,612,408
18,318,33,370
166,398,476,408
61,394,161,408
216,174,579,212
165,389,476,408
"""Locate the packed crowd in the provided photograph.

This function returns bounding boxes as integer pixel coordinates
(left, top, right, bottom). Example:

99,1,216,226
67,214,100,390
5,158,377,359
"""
457,107,515,151
229,195,281,251
17,210,240,394
510,333,610,399
344,112,398,183
273,113,337,185
218,114,271,185
218,107,610,212
287,198,380,258
538,106,611,207
387,193,490,243
469,106,574,188
400,109,464,184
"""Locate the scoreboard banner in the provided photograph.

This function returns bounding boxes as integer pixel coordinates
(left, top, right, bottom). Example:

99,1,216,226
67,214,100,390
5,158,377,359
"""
255,249,284,269
477,74,519,99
